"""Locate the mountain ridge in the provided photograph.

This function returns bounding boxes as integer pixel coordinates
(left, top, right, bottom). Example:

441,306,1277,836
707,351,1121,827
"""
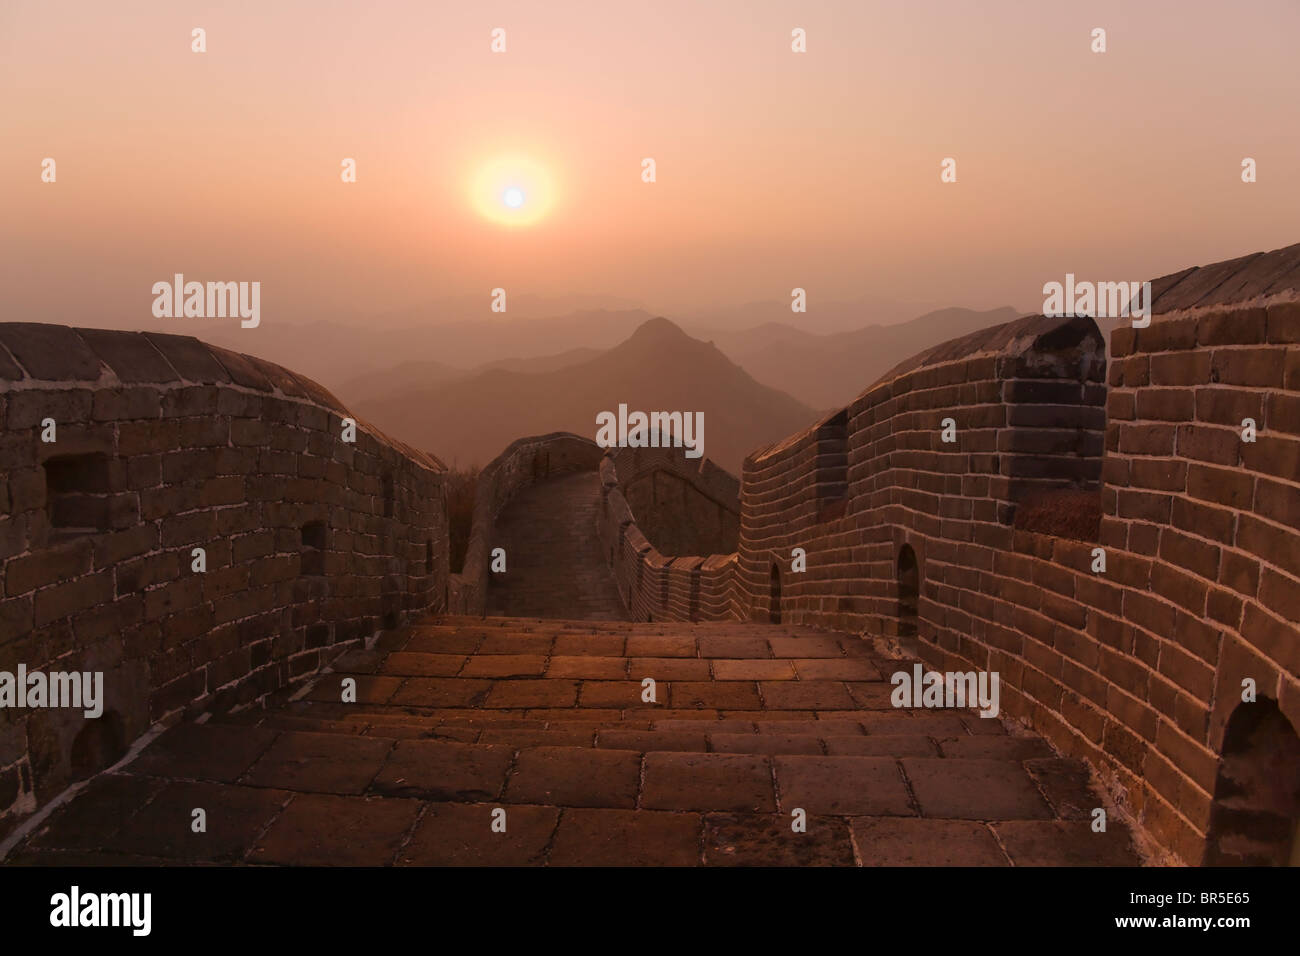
353,316,819,473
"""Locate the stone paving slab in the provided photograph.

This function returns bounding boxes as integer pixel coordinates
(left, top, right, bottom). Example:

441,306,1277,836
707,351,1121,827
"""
249,793,421,866
7,614,1143,867
992,820,1143,866
697,635,772,658
460,654,549,678
240,731,393,795
505,747,641,809
703,813,857,866
824,734,939,757
579,680,665,708
305,674,402,704
630,658,712,680
479,728,596,748
403,632,484,655
484,679,580,708
902,758,1056,820
25,773,162,851
641,753,775,812
711,659,797,680
379,653,468,676
794,659,882,681
711,733,823,755
774,756,914,815
937,735,1054,760
625,634,696,658
390,677,493,707
671,681,762,710
553,634,625,657
547,656,629,679
128,723,277,782
768,637,845,658
760,682,857,709
396,803,558,866
105,781,290,862
851,818,1010,866
477,633,555,655
1024,757,1100,820
549,809,703,866
596,730,709,752
370,740,514,801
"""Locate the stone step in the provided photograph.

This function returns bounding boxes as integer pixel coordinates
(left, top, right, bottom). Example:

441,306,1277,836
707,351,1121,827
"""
112,729,1080,822
14,613,1143,866
208,710,1045,760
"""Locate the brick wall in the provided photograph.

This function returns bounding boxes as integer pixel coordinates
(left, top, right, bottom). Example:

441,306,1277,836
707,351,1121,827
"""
0,323,447,836
727,245,1300,864
607,444,740,555
736,313,1107,634
448,432,604,615
597,452,740,623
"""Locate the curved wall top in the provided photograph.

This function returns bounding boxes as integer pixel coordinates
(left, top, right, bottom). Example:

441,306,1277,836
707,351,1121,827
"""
0,323,447,835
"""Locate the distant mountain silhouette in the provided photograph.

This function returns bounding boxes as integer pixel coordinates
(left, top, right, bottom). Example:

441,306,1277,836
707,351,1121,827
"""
199,309,656,388
353,317,819,473
679,293,946,335
700,306,1024,408
336,346,605,406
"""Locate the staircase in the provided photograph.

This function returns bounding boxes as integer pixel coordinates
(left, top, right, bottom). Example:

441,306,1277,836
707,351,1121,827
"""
486,472,629,621
8,615,1144,866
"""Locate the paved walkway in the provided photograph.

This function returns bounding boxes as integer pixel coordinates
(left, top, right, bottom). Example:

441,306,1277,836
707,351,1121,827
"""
486,472,629,621
8,615,1143,866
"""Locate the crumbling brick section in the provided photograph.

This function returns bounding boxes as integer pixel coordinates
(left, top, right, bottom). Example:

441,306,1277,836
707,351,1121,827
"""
0,324,447,836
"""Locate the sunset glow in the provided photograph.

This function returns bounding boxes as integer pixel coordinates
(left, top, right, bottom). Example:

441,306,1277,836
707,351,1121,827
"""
470,154,556,227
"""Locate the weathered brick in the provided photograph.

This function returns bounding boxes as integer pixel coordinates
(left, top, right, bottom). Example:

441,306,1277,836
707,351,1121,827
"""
6,389,92,429
1186,463,1253,510
1175,425,1239,466
1210,348,1285,388
1150,351,1211,386
1195,387,1264,427
1265,299,1300,344
1197,307,1266,346
33,569,114,626
4,539,92,596
1136,388,1194,421
92,388,161,421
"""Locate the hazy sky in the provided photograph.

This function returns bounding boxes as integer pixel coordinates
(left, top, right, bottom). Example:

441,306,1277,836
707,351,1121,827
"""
3,0,1299,328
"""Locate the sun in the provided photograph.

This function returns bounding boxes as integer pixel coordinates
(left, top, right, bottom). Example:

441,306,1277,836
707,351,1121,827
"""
470,154,556,227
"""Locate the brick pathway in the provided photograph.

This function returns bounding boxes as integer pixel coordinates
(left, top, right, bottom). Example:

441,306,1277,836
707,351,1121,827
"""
486,472,629,621
8,616,1144,866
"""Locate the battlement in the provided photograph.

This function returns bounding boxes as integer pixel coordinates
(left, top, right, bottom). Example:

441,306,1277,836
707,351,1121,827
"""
727,244,1300,865
0,324,446,835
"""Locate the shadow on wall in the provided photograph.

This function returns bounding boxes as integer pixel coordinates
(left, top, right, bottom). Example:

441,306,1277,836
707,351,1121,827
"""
1204,698,1300,866
769,563,781,624
897,545,919,657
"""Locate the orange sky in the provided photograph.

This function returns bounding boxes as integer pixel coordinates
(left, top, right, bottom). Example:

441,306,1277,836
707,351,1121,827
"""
3,0,1298,326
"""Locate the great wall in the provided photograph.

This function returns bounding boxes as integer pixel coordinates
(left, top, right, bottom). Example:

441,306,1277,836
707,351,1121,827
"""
0,243,1297,866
